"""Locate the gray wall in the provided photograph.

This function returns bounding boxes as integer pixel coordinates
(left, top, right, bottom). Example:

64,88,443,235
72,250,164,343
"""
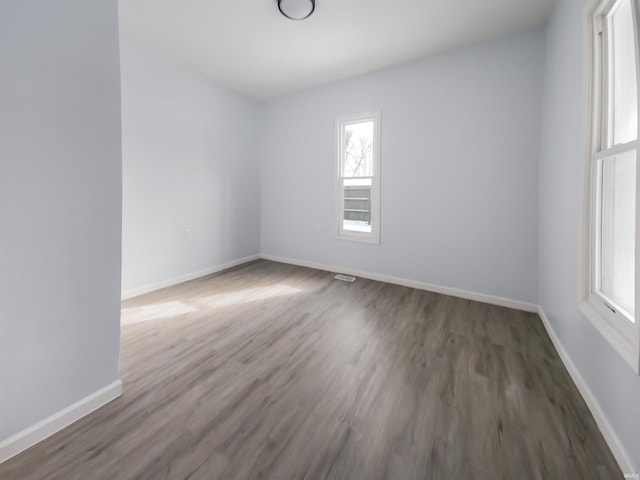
260,29,545,304
539,0,640,469
120,42,260,294
0,1,122,440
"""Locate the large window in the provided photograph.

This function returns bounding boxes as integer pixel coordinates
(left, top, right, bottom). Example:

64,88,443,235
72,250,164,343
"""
582,0,640,372
336,111,381,243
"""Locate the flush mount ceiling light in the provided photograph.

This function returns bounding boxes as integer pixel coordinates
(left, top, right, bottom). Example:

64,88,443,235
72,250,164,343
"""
278,0,315,20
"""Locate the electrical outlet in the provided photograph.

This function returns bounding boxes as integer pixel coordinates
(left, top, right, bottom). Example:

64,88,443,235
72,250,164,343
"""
316,222,322,232
184,229,192,240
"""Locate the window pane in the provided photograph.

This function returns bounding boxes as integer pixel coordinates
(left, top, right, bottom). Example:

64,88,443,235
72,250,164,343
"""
343,177,372,233
343,121,374,177
599,149,636,319
611,0,638,145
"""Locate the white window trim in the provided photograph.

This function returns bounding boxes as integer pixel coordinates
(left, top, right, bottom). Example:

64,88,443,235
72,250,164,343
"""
335,111,381,244
579,0,640,373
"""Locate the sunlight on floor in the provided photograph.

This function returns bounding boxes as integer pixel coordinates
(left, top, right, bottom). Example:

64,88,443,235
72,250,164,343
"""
121,301,198,325
196,284,302,309
121,284,303,325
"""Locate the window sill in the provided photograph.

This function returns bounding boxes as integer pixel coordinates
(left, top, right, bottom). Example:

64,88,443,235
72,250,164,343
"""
336,232,380,245
579,301,639,374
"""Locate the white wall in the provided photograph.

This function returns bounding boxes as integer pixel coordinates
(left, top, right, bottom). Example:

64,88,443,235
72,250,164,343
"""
120,42,260,295
260,29,545,304
538,0,640,470
0,0,122,441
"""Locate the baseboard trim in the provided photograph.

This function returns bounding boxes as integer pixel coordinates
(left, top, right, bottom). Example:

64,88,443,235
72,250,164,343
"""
121,254,260,300
259,253,538,313
537,307,635,474
0,380,122,464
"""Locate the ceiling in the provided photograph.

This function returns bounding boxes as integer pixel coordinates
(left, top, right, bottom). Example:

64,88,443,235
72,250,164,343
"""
118,0,554,101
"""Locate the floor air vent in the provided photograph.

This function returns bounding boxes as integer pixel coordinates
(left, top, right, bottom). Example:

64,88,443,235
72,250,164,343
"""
334,274,356,282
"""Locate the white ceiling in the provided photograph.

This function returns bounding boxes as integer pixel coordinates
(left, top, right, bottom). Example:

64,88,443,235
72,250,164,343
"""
118,0,554,100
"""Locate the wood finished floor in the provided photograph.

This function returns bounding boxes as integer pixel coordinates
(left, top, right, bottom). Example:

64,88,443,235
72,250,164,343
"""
0,260,622,479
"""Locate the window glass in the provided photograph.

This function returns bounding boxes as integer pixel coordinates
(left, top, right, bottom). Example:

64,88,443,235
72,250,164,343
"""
342,120,375,234
343,121,374,177
337,113,380,242
611,0,638,145
598,149,636,319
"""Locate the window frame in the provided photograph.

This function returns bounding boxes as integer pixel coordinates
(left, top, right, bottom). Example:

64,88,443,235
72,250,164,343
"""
335,111,381,244
580,0,640,373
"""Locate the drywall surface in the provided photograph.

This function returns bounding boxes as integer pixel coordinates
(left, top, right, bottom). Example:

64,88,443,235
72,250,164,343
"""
0,0,122,440
260,29,545,304
120,42,260,294
538,0,640,470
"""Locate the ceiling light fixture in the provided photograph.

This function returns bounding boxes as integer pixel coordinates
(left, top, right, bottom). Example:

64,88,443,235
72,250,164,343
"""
278,0,315,20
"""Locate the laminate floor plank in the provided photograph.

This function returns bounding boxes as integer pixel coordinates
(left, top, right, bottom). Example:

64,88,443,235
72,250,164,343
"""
0,260,622,479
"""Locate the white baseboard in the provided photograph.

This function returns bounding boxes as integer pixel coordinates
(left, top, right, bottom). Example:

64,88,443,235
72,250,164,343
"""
121,254,260,300
260,253,538,313
537,307,635,474
0,380,122,464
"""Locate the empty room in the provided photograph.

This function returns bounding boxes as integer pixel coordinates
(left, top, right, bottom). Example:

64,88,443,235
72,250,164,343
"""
1,0,639,478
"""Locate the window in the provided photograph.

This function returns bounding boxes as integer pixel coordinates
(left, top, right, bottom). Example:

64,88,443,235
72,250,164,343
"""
336,111,381,243
582,0,640,372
